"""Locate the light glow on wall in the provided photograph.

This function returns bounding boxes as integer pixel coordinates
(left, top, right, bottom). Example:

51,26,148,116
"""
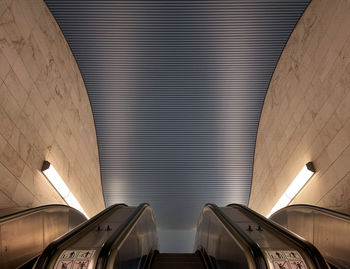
267,162,315,218
42,161,88,218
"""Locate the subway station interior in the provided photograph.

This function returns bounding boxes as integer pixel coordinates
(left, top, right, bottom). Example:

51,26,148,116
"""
0,0,349,268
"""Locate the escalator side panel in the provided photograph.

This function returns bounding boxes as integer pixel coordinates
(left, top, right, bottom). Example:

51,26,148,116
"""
1,211,44,268
37,205,134,269
100,205,158,269
194,206,254,269
43,209,70,247
270,205,350,269
64,207,134,248
35,204,157,269
0,205,86,269
226,204,329,269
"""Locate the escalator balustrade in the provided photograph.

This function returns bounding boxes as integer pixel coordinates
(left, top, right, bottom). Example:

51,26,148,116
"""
0,205,87,269
5,203,338,269
270,204,350,269
195,204,329,269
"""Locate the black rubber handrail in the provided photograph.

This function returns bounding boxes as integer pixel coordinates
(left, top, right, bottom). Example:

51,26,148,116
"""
206,203,268,269
34,203,127,269
196,248,215,269
0,204,86,223
144,249,159,269
228,204,329,269
96,203,149,269
18,254,41,269
270,204,350,220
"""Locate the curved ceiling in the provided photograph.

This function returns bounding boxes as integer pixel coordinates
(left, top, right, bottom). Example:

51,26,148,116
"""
45,0,309,252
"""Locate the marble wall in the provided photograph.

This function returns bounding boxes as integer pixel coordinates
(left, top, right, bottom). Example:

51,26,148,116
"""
0,0,105,217
249,0,350,216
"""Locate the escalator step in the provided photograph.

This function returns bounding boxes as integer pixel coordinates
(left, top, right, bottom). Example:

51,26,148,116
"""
152,253,206,269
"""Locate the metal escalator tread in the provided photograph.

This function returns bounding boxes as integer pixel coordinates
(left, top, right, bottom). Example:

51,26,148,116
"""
152,253,206,269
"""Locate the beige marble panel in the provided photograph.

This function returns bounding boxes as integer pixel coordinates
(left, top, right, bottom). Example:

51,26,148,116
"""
317,173,350,214
0,49,11,80
0,189,16,208
0,0,104,217
250,0,350,216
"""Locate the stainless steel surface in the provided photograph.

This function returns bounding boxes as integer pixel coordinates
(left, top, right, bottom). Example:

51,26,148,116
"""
35,204,158,269
195,204,329,269
0,207,28,217
102,204,158,269
36,204,134,269
270,204,350,269
0,205,87,269
194,205,261,269
225,204,326,269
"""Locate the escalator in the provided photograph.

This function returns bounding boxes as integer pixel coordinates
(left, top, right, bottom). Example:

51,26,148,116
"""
270,204,350,269
32,203,330,269
34,203,158,269
195,204,329,269
0,204,87,268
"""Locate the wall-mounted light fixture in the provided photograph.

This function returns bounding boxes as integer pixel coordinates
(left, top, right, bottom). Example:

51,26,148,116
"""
41,161,88,218
267,162,315,218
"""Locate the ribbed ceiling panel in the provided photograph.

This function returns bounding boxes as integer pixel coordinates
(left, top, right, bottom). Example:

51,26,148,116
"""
45,0,309,252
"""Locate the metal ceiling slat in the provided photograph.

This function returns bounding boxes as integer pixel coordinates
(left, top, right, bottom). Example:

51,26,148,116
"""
45,0,309,252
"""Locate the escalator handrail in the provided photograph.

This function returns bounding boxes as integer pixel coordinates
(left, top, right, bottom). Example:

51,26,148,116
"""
143,249,159,269
228,204,329,269
96,203,150,269
270,204,350,220
34,203,127,269
196,248,215,269
206,203,268,269
0,204,86,223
